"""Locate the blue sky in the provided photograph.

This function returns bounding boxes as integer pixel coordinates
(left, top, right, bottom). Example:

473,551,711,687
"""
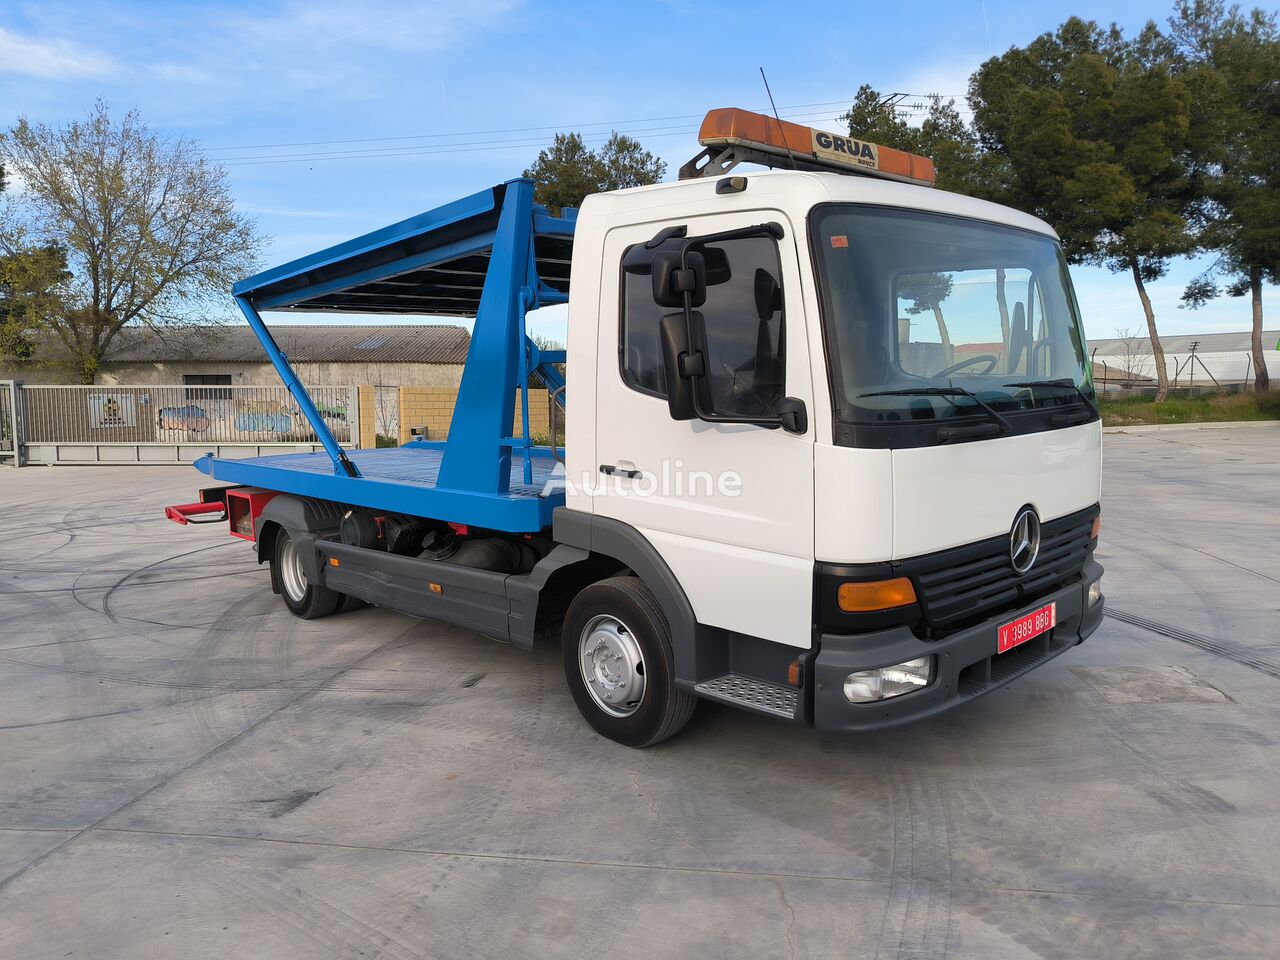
0,0,1272,346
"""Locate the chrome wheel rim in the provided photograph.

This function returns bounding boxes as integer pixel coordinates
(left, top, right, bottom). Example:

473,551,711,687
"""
578,614,646,718
278,536,308,604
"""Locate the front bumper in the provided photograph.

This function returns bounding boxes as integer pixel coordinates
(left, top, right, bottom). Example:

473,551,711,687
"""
812,560,1104,732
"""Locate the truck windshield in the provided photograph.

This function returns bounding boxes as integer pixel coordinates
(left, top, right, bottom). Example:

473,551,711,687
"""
810,205,1092,438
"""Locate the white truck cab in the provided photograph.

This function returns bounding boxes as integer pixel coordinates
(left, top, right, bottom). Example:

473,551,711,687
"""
559,161,1103,736
173,109,1103,747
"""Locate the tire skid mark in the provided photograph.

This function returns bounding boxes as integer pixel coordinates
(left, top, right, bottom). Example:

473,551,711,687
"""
874,762,954,960
1103,536,1233,655
956,726,1252,959
228,870,426,960
6,536,259,633
175,585,304,792
101,540,245,623
0,652,338,692
0,513,164,547
0,634,122,654
1106,609,1280,682
204,872,369,959
0,567,261,597
25,527,76,563
1123,527,1280,587
0,704,157,731
0,623,420,895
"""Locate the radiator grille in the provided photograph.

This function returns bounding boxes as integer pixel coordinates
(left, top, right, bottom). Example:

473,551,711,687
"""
902,507,1096,636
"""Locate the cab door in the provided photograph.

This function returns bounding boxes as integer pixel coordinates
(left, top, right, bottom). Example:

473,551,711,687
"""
592,212,816,648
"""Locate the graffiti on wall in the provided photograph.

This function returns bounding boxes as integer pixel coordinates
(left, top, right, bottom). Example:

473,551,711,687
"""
234,399,293,434
158,404,212,432
88,394,137,429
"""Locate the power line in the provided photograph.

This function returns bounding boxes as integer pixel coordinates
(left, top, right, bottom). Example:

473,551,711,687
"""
216,109,850,167
209,92,975,168
220,131,694,167
204,98,863,152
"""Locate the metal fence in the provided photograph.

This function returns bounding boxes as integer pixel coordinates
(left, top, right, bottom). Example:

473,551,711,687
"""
1093,351,1274,396
21,384,355,445
0,381,16,460
4,383,359,466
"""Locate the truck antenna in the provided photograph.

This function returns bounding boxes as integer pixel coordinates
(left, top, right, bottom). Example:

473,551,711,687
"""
759,68,800,171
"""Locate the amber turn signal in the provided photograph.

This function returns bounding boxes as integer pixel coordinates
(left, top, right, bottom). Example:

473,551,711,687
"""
1090,515,1101,540
837,577,917,613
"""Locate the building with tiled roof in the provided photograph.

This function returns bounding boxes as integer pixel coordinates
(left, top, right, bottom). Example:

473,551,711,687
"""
2,324,470,387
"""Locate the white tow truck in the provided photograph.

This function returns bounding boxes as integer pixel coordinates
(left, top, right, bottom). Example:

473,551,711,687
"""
168,108,1104,747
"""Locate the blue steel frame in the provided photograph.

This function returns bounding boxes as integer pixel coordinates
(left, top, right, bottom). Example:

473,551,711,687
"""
197,178,576,533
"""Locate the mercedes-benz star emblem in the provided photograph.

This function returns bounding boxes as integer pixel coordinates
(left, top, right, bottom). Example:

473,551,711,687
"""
1009,508,1041,575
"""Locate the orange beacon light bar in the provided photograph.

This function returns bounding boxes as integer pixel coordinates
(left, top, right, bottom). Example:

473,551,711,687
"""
687,108,937,188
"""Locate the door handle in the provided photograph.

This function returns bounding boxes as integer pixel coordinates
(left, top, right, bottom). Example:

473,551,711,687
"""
600,463,643,479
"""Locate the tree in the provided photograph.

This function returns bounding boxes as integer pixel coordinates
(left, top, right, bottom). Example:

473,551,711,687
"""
1172,1,1279,390
844,87,1034,362
0,100,263,383
900,272,955,360
0,242,67,361
523,131,666,214
840,85,982,193
1113,326,1156,383
840,85,916,148
969,18,1197,401
0,161,69,363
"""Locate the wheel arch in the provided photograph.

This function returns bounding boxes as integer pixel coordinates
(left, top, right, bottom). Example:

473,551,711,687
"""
543,508,700,683
255,494,346,584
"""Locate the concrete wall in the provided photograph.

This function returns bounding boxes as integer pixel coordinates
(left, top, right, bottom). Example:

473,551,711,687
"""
0,360,464,388
398,387,553,444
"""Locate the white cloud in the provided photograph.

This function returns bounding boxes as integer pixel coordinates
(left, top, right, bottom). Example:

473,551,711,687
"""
26,0,527,127
0,26,118,81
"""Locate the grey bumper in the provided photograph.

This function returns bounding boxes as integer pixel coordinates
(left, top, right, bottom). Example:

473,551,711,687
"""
812,560,1104,732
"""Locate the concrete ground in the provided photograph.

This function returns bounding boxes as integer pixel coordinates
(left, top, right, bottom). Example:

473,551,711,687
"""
0,424,1277,960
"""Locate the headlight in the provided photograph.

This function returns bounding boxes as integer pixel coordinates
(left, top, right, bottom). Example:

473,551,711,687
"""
844,657,932,703
1087,580,1103,608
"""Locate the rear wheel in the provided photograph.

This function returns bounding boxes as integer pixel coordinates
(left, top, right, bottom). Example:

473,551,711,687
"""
562,577,695,747
273,529,341,620
338,594,369,613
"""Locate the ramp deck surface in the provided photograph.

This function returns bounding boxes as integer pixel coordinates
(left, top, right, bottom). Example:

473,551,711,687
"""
194,441,564,532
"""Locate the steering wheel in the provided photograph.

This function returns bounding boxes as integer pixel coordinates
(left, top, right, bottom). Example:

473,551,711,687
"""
934,354,999,378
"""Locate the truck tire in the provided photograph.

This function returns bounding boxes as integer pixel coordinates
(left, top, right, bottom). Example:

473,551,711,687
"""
338,594,368,613
562,576,696,747
272,529,342,620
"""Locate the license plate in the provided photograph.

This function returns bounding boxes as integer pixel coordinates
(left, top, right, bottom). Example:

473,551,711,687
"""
998,602,1057,654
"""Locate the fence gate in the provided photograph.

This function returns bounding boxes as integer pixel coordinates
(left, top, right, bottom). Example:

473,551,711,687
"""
12,383,361,467
0,380,19,466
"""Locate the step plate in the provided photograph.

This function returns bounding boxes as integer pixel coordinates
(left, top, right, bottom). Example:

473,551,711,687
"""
694,674,799,720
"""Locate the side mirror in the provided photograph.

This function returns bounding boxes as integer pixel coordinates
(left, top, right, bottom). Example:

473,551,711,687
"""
753,268,781,321
651,250,706,308
659,312,703,421
775,397,808,434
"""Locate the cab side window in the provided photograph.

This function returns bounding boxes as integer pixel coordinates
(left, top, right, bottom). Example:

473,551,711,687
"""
620,259,667,397
620,234,786,417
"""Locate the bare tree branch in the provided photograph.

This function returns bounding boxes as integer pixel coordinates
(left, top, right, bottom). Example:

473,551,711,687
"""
0,99,265,382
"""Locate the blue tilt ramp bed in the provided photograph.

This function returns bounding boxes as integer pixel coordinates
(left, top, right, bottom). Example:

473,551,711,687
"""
193,179,574,533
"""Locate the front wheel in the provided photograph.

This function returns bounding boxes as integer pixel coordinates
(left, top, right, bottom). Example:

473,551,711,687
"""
561,577,696,747
272,528,342,620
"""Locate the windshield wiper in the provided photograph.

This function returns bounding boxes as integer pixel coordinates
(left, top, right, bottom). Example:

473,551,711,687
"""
1004,379,1098,419
856,386,1012,433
